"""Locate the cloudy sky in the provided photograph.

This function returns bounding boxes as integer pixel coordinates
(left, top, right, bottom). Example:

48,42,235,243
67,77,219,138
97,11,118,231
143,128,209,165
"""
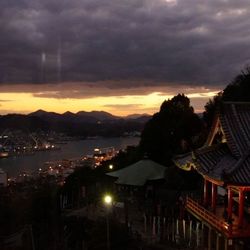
0,0,250,115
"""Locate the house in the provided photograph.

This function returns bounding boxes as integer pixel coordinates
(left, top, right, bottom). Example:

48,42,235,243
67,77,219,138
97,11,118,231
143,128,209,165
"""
174,102,250,250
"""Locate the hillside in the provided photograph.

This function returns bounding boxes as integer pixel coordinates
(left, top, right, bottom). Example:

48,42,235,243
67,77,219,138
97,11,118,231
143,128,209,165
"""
0,110,151,137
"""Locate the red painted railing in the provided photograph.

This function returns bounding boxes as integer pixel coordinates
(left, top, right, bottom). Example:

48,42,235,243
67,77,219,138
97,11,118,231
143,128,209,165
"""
186,197,238,237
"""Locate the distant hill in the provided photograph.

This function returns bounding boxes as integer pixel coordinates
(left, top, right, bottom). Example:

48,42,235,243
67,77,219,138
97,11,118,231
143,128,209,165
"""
0,110,151,137
0,114,48,131
76,110,120,121
29,109,62,119
29,109,97,123
29,110,151,123
125,113,150,119
130,115,152,123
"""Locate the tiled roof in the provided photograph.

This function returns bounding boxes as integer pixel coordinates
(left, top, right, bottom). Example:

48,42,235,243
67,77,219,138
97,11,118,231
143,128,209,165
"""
173,102,250,185
220,102,250,158
228,152,250,184
106,159,166,186
194,143,237,181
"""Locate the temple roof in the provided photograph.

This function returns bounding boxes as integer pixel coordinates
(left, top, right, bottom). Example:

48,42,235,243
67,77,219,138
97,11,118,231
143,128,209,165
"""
174,102,250,185
194,144,237,182
106,159,166,186
219,102,250,158
173,152,194,171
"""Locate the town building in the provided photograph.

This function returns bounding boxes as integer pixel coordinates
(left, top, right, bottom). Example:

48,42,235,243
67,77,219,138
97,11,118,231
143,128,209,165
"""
174,102,250,250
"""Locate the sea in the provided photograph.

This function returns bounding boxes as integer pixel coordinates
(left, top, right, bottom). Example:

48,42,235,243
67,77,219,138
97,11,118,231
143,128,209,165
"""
0,137,140,177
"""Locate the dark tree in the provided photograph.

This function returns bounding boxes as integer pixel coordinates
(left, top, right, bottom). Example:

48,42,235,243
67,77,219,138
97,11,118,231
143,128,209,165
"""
203,67,250,129
203,92,222,129
140,94,203,165
223,67,250,101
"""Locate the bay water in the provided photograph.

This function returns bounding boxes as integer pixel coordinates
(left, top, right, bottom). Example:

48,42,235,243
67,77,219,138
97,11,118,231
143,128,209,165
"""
0,137,140,177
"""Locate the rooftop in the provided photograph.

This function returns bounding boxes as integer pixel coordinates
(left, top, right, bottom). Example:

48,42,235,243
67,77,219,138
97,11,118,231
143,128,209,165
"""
174,102,250,185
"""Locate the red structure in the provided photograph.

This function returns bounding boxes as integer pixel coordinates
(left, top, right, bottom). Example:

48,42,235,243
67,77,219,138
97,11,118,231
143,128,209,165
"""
174,102,250,250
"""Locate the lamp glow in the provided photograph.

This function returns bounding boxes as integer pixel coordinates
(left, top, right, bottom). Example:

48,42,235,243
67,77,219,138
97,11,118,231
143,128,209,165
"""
104,195,112,205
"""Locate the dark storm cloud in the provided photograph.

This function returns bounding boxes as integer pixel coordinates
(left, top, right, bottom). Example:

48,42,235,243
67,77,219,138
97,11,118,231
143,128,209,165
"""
0,82,219,99
1,0,250,88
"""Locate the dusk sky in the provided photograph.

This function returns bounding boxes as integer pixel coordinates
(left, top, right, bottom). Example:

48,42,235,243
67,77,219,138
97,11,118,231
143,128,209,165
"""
1,0,250,116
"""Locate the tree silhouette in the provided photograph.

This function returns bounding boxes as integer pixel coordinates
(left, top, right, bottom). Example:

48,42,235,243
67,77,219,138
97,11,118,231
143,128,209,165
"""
140,94,203,165
223,66,250,101
203,67,250,128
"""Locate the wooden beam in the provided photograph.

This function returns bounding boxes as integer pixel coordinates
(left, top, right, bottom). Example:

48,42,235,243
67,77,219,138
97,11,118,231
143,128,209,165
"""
212,183,217,212
204,179,209,206
204,176,224,186
238,189,244,228
228,188,233,221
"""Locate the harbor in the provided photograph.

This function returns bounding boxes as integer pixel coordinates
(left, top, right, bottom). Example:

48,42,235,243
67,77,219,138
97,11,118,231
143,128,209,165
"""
0,137,139,182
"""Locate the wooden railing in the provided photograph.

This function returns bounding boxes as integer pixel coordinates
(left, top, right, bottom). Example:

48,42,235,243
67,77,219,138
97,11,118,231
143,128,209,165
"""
186,197,237,237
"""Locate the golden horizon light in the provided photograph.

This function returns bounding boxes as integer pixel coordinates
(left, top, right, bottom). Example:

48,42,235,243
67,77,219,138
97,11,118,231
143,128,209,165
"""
0,88,219,116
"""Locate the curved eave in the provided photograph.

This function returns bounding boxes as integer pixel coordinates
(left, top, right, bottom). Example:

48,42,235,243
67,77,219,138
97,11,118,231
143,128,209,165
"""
201,174,224,186
175,161,195,171
173,152,195,171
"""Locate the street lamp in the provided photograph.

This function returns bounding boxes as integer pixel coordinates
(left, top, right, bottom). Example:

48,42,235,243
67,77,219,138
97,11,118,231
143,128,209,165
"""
103,194,113,250
109,164,113,170
104,195,112,204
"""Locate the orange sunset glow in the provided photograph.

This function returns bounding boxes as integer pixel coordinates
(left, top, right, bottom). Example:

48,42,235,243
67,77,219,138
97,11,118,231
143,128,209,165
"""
0,86,219,116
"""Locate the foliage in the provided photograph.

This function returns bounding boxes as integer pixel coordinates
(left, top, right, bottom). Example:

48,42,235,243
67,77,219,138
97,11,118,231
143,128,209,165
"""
203,67,250,128
223,67,250,101
0,178,62,249
203,92,222,128
101,145,143,171
139,94,203,165
62,166,114,208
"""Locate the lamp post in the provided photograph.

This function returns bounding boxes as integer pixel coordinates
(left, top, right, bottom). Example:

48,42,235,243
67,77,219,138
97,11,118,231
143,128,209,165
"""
103,195,113,250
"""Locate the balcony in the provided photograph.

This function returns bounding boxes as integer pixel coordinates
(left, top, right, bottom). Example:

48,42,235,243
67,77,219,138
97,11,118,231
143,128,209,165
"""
186,197,250,238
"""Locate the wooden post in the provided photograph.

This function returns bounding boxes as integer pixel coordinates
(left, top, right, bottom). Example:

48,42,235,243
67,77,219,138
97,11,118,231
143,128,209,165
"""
163,217,166,239
176,219,180,244
172,218,175,242
196,222,200,247
189,220,192,246
208,227,212,250
167,218,170,240
157,216,160,238
212,183,217,212
204,179,209,206
201,223,204,247
238,189,244,228
144,214,147,233
153,216,156,236
183,219,186,239
216,233,220,250
228,188,233,220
